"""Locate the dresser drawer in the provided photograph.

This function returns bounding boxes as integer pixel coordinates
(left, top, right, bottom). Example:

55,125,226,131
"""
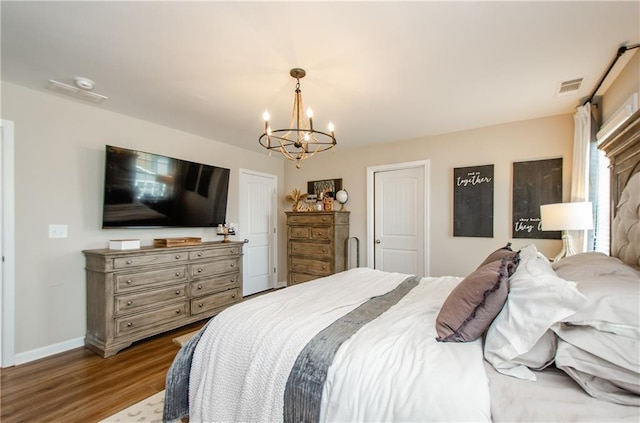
189,246,241,261
113,252,188,269
290,242,331,258
115,301,188,336
289,272,318,285
290,257,332,276
190,288,240,316
115,266,187,292
190,258,240,278
287,213,334,225
290,227,311,239
310,227,332,241
191,273,240,297
115,283,188,316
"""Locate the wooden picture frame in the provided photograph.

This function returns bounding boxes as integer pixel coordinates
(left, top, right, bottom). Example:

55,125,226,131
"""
307,178,343,199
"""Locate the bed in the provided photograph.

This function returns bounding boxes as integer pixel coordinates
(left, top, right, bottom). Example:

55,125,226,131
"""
164,111,640,423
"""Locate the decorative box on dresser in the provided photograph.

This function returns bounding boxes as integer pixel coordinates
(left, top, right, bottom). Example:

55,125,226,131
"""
83,241,243,357
286,211,350,286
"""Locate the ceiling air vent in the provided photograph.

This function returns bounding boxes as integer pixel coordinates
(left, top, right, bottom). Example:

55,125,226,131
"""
556,78,583,96
46,78,108,104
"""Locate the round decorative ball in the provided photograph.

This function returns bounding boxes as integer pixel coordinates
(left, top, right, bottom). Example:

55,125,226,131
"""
336,189,348,204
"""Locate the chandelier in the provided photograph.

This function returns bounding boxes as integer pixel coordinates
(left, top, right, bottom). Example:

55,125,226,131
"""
259,68,336,169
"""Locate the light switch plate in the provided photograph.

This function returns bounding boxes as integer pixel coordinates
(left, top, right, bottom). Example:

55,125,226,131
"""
49,224,68,238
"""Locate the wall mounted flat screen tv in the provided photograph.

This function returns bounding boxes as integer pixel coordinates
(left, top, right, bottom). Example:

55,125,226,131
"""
102,145,230,228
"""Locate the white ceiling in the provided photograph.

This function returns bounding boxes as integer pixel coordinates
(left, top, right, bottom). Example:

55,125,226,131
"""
2,1,639,155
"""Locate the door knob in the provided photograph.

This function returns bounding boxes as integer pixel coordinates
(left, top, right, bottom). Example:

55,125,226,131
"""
375,239,381,244
244,238,249,243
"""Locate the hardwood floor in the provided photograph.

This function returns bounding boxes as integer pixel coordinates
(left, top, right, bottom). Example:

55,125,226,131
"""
0,320,206,423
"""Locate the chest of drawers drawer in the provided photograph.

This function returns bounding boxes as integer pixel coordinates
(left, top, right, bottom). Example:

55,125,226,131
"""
290,242,331,258
290,257,332,276
115,283,188,316
189,245,241,260
113,252,188,269
115,265,187,292
191,273,240,297
190,258,239,278
190,288,240,316
115,301,189,336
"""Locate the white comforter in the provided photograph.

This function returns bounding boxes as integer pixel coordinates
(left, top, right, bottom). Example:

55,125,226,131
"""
189,268,491,422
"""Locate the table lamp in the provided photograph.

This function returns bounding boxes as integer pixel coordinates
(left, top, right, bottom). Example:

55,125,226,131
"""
540,202,593,262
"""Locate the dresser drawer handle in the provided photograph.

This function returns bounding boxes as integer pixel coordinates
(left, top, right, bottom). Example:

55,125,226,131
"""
126,300,133,306
175,255,181,260
126,260,133,265
175,272,181,277
127,322,133,327
322,265,326,270
198,303,204,308
197,285,203,290
230,249,236,254
318,232,324,236
230,263,235,268
176,290,181,295
176,309,181,314
230,278,235,283
231,293,237,298
322,248,327,253
197,252,203,257
126,279,133,285
197,268,203,273
322,217,328,221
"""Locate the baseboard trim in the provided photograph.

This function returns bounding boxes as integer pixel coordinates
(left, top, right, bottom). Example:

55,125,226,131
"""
14,337,85,366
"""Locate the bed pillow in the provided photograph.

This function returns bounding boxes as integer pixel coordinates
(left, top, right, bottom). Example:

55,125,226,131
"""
552,252,640,280
484,244,587,380
562,274,640,338
436,258,510,342
477,242,519,274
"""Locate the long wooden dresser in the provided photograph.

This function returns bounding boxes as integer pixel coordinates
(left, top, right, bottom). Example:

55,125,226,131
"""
83,241,243,357
286,211,350,286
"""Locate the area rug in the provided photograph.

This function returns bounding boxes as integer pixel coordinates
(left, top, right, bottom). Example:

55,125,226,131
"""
99,390,164,423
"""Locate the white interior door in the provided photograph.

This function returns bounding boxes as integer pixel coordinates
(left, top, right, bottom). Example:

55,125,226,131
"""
368,161,428,276
1,120,15,367
239,169,277,296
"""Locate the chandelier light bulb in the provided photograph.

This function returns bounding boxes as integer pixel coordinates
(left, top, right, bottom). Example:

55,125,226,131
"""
263,110,270,121
328,122,335,132
306,108,313,118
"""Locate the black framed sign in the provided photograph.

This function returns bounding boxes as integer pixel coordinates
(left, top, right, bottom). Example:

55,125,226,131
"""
453,164,494,237
512,158,562,239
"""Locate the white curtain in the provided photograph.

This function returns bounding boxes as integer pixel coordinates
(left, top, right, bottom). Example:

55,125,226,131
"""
571,103,591,252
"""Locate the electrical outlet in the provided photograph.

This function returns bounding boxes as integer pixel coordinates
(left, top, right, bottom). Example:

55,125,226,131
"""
49,224,68,238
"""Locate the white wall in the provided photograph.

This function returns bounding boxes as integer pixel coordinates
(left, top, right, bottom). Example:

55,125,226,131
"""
2,81,285,358
284,114,574,277
601,50,640,122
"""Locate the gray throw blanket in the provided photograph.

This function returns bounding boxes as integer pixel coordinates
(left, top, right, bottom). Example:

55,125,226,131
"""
163,321,209,423
283,276,420,423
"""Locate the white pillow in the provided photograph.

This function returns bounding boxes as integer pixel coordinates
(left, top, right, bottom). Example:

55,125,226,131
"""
483,244,587,380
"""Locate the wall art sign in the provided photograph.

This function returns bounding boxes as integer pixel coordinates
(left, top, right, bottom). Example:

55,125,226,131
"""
512,158,563,239
453,164,494,237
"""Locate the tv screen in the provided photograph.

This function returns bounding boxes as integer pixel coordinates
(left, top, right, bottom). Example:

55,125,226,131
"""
102,145,230,228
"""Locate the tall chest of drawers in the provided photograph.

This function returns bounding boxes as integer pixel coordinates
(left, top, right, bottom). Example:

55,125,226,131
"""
83,241,243,357
286,211,350,286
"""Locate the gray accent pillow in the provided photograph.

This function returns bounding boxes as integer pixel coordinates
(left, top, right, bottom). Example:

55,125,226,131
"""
436,258,510,342
477,242,519,275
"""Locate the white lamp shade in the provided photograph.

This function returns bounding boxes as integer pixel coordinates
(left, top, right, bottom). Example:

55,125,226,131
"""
540,202,594,231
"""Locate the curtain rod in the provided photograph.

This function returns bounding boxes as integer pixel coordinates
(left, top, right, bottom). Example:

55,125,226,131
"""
583,43,640,106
